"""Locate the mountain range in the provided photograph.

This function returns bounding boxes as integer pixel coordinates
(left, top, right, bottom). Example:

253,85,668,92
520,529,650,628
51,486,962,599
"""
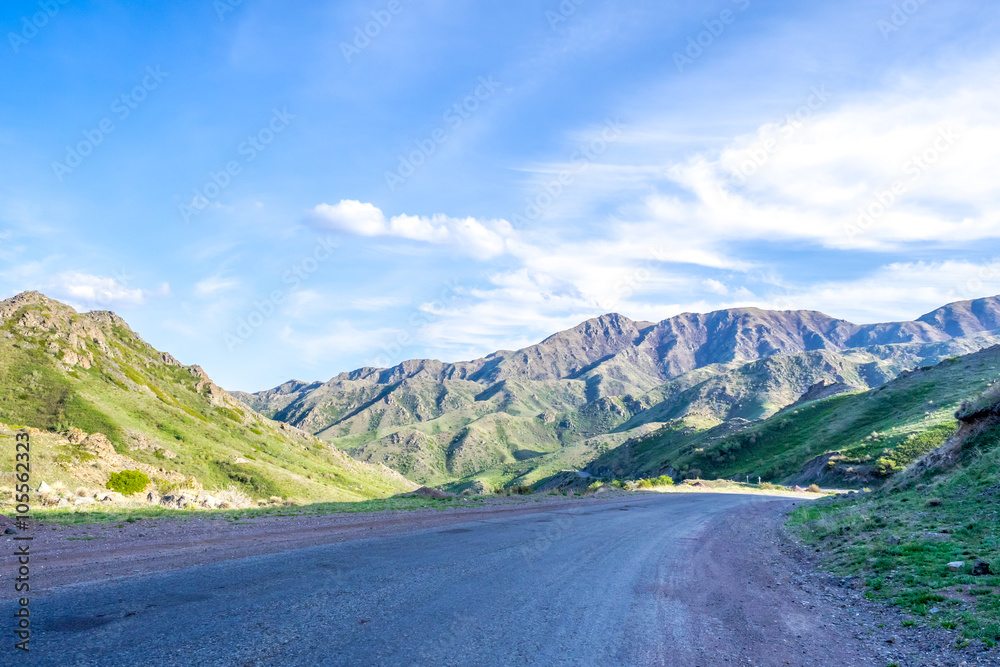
237,296,1000,490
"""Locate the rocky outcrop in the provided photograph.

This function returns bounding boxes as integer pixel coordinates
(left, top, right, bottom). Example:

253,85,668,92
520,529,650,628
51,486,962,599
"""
789,379,860,408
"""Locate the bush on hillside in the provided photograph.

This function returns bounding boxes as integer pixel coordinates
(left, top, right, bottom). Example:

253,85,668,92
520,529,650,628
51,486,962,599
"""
636,475,675,488
106,470,151,496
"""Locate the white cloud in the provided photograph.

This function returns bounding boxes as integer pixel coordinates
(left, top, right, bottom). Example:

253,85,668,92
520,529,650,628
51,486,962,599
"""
771,260,1000,323
621,63,1000,252
194,275,240,297
703,278,729,295
48,272,170,311
309,200,387,236
307,200,518,260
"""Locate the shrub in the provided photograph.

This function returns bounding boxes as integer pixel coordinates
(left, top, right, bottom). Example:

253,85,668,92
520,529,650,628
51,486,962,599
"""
635,475,675,489
807,484,822,493
106,470,151,496
215,406,245,422
875,457,902,477
156,479,180,495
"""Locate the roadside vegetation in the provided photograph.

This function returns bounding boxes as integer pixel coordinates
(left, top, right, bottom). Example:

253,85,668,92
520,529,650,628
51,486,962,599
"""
601,348,998,487
790,389,1000,646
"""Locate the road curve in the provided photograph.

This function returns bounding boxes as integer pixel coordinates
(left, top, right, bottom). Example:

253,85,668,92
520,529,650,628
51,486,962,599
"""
11,494,841,666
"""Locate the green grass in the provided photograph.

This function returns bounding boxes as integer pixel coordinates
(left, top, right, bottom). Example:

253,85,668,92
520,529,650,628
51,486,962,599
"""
619,346,1000,485
788,419,1000,643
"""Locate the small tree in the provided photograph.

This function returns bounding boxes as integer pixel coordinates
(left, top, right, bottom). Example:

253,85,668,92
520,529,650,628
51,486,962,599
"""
106,470,151,495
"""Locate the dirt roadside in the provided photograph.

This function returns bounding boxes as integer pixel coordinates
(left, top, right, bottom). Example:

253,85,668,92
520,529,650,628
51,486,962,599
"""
673,501,996,666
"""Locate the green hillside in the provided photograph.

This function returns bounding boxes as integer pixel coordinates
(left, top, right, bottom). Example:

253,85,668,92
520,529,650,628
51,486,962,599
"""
0,292,415,508
789,385,1000,643
588,346,1000,486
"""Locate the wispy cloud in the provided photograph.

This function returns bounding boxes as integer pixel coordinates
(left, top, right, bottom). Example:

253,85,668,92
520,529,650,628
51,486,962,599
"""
609,62,1000,253
47,272,170,311
194,274,240,297
306,200,519,260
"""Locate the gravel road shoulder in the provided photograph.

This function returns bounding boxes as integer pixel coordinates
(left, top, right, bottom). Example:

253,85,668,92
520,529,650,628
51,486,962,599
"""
677,501,997,666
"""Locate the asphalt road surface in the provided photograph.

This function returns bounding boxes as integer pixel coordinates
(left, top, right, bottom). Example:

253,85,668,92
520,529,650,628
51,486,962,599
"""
10,493,834,666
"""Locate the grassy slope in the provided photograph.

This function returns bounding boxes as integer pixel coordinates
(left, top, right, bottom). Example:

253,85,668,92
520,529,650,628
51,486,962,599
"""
0,297,413,505
318,349,916,487
588,347,1000,485
789,415,1000,645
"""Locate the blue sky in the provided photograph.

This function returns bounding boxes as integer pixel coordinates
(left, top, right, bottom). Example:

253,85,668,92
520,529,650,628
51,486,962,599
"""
2,0,999,391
